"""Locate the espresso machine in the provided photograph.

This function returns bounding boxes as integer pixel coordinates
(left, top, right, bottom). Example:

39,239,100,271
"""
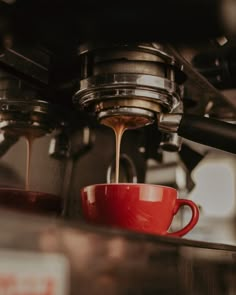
1,0,236,294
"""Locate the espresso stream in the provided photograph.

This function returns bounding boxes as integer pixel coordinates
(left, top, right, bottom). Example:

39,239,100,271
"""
102,117,127,183
101,115,150,183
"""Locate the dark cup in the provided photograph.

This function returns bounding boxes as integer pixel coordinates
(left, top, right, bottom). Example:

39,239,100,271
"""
0,188,62,216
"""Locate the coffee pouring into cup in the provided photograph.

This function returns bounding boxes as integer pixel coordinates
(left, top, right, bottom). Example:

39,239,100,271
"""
80,113,199,237
80,111,199,237
76,43,199,237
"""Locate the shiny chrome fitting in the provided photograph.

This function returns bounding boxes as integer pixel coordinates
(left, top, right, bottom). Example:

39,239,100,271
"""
157,113,183,133
0,99,58,137
160,132,183,152
0,71,60,137
73,43,186,128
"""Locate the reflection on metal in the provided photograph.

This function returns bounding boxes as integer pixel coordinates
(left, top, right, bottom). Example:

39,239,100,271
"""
165,44,236,114
0,40,50,86
49,130,70,160
0,99,57,137
74,43,185,128
160,132,182,152
0,71,58,137
158,113,182,133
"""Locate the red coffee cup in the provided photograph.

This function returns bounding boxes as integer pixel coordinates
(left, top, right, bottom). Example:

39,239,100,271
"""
81,183,199,237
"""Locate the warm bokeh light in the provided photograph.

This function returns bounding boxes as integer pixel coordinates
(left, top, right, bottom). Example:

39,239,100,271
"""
190,152,236,218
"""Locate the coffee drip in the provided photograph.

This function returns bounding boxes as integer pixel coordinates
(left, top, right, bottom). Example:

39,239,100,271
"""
101,115,150,183
6,127,46,191
0,130,62,216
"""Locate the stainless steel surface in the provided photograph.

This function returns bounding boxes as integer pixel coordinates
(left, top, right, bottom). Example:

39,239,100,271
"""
1,209,236,295
0,99,57,137
166,44,236,115
0,38,50,86
158,113,182,133
0,71,59,137
77,73,181,111
74,43,185,128
160,132,182,152
78,42,183,68
49,129,70,159
94,98,163,117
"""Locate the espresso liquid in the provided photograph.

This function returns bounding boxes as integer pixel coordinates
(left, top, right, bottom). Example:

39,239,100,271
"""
102,117,127,183
101,115,150,183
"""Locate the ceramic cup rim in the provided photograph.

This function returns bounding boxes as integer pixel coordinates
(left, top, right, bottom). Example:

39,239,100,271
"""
82,183,177,193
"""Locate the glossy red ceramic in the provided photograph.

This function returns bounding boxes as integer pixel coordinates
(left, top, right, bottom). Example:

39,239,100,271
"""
81,183,199,237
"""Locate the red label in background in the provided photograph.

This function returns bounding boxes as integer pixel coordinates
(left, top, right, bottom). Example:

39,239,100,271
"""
0,250,69,295
0,275,55,295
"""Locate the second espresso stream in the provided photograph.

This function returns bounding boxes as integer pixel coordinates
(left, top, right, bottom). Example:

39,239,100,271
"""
0,133,62,215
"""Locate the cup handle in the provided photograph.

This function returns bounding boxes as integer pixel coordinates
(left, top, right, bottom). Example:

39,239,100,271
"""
167,199,199,237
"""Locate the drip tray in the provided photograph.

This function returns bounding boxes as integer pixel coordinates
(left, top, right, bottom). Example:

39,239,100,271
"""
0,209,236,295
